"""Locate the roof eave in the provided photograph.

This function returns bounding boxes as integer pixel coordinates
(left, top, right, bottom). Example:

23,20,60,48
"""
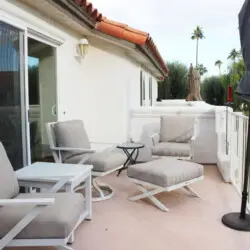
138,44,168,79
91,29,137,50
50,0,96,29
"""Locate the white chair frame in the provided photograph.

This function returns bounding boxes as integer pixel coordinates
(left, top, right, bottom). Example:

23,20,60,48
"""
128,175,204,212
0,176,88,250
46,122,123,202
150,118,199,161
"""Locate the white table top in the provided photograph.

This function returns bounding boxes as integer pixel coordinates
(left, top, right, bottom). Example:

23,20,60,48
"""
15,162,93,182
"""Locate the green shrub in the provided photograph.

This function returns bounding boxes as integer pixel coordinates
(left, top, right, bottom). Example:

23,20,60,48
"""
201,76,225,106
158,61,188,100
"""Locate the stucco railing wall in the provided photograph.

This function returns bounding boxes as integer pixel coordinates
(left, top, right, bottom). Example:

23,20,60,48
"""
229,112,248,194
156,100,210,107
216,108,250,208
130,106,217,164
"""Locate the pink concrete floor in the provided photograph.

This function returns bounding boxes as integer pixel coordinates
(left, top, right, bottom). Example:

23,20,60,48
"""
6,165,250,250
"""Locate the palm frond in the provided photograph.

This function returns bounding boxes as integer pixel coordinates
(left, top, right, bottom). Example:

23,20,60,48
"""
191,26,205,41
215,60,223,66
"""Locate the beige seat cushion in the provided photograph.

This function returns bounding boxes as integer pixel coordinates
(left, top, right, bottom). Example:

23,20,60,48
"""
160,116,195,143
152,142,191,157
65,148,126,172
0,142,19,199
0,192,84,239
127,158,203,187
53,120,91,161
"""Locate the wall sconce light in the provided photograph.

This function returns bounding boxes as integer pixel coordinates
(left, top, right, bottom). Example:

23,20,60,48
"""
76,38,89,59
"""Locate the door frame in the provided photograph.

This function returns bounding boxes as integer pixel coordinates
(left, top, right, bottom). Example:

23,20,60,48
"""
0,12,29,167
0,10,63,166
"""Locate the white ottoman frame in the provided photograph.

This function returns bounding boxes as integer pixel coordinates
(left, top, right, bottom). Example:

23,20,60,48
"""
128,176,204,212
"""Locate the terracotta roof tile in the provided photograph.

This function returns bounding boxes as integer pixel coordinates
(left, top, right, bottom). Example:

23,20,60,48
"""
146,37,168,75
74,0,102,21
96,18,168,76
97,18,148,45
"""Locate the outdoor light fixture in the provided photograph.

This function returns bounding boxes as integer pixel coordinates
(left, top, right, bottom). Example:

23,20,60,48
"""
76,38,89,59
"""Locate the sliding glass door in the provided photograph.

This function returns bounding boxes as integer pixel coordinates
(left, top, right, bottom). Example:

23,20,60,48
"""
0,21,28,170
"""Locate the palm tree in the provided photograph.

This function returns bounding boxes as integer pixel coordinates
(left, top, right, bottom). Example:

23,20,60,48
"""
191,26,205,67
227,49,241,64
197,64,208,76
215,60,223,75
228,49,244,88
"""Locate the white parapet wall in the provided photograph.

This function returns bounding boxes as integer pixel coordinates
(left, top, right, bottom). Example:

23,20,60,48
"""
156,100,208,107
156,100,189,107
130,102,218,164
216,107,248,184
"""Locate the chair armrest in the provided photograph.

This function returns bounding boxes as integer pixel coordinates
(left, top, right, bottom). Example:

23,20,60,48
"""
189,135,197,160
0,197,55,248
150,133,160,146
48,176,73,193
102,145,119,153
0,198,55,206
51,147,95,153
191,135,196,142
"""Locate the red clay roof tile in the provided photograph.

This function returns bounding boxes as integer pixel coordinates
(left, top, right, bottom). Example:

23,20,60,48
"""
74,0,102,21
97,18,148,45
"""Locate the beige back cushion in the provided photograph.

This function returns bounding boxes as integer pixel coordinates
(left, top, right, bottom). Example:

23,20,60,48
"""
53,120,91,161
160,116,195,143
0,142,19,199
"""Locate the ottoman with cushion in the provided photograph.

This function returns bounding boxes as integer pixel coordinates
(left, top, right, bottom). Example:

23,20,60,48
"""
127,158,204,212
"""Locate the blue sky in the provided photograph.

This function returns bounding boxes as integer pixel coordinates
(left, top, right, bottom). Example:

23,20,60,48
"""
92,0,245,76
29,57,38,66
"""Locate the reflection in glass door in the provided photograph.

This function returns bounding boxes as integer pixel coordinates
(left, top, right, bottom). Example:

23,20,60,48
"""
0,21,27,170
28,37,57,162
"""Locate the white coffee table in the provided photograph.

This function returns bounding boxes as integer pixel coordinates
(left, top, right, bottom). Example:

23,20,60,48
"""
15,162,93,220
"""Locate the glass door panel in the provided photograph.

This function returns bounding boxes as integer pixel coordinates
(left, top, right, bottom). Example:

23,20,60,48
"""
0,21,27,170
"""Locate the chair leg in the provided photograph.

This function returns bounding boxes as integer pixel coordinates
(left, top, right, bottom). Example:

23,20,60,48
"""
73,183,85,192
92,178,114,202
67,233,75,244
184,186,201,198
129,184,169,212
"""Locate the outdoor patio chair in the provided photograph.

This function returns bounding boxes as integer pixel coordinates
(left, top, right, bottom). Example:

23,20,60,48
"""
0,142,85,250
46,120,126,201
150,115,198,160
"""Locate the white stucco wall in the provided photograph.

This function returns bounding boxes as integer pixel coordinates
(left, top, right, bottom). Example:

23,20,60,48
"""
127,69,141,109
1,0,152,149
58,43,139,146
